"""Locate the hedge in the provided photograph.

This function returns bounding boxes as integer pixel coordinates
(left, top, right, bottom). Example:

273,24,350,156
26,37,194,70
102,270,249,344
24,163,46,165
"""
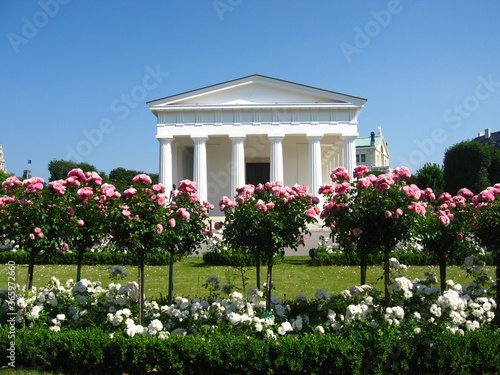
2,326,500,374
308,248,495,267
0,251,176,266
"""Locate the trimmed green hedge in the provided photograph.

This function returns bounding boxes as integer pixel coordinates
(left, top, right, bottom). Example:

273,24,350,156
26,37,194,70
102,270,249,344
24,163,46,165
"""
0,251,176,266
309,248,494,267
2,326,500,374
202,251,284,266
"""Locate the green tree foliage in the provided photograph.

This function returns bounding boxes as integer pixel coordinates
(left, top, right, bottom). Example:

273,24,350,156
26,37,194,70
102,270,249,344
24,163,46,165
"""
415,163,445,197
443,141,500,194
0,170,14,184
48,159,103,181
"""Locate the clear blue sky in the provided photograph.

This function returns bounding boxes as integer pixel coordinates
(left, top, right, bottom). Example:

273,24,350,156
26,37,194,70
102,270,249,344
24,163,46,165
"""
1,0,499,182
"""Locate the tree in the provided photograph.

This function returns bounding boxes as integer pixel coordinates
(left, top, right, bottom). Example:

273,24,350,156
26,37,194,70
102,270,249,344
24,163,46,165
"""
109,175,211,324
1,176,63,289
443,141,500,194
220,182,318,312
48,159,104,181
320,166,424,303
472,184,500,325
50,168,118,282
415,163,445,197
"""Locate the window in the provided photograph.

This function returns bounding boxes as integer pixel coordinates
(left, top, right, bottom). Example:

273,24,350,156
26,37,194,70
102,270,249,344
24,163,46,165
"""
360,154,366,163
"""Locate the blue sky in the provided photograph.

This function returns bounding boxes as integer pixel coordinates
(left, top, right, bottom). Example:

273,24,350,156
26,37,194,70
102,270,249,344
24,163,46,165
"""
1,0,500,182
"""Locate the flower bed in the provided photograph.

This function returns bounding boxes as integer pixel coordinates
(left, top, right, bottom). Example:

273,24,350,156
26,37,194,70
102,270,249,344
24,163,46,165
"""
1,256,499,373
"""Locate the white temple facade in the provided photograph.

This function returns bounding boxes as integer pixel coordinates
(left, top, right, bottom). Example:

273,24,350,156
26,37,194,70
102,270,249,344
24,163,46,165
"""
147,75,366,212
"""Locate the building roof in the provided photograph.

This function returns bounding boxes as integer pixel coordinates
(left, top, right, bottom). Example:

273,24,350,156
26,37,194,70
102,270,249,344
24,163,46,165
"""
356,135,383,148
473,130,500,148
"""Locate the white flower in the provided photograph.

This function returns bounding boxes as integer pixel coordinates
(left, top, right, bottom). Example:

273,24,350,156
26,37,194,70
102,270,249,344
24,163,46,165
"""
389,277,413,292
414,328,421,334
295,294,307,302
314,325,325,334
49,326,60,332
227,312,241,324
315,289,328,300
148,319,163,335
56,314,65,321
265,329,276,339
430,304,442,317
254,322,263,332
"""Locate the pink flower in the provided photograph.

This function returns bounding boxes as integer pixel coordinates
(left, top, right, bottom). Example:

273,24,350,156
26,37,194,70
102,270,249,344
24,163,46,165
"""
152,184,166,193
157,195,166,205
67,168,86,181
375,174,394,192
178,179,198,193
385,210,392,218
300,237,306,244
49,180,66,195
353,165,370,178
292,184,308,197
255,183,265,193
318,184,335,195
266,202,275,210
132,174,152,185
214,221,223,230
330,167,351,182
438,212,451,226
2,176,22,191
29,233,35,240
156,224,163,233
408,202,427,216
77,187,94,199
37,232,44,238
219,196,236,211
393,166,412,179
395,208,404,217
305,208,317,218
34,227,41,234
403,184,421,199
438,192,453,204
335,182,350,196
189,193,201,203
457,232,464,240
236,184,255,200
77,220,84,227
85,171,102,185
63,243,69,249
421,188,435,201
101,183,117,197
256,199,268,213
457,188,474,198
356,178,372,189
22,177,44,193
353,227,363,236
121,209,131,218
176,208,190,220
124,188,137,196
168,218,176,228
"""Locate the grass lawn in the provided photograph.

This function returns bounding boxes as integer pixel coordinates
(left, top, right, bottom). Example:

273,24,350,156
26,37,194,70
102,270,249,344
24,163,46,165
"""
1,257,492,301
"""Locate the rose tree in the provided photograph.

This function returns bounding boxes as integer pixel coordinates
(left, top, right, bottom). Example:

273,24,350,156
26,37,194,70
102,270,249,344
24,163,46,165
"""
1,177,62,289
417,188,475,291
471,183,500,325
320,166,424,302
109,176,212,323
50,168,120,281
220,182,319,312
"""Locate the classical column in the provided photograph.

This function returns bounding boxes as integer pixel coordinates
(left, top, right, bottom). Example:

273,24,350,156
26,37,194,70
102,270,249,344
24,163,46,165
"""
307,134,323,197
342,136,357,178
157,136,173,193
230,135,246,194
269,135,284,183
192,135,208,201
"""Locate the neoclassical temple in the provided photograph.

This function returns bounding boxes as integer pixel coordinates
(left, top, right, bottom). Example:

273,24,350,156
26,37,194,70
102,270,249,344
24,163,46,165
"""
147,74,366,212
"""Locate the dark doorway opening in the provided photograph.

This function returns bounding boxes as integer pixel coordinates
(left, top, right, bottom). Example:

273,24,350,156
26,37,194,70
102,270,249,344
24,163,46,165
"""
246,163,270,185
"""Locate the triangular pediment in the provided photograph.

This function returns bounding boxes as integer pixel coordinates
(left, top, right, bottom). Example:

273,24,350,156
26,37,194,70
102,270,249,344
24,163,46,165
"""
148,74,366,109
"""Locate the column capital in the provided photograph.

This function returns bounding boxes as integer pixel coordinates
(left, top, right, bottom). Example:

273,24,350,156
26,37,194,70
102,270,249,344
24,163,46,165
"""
306,133,324,140
340,134,358,141
229,134,246,141
191,135,209,141
268,133,285,140
156,135,174,141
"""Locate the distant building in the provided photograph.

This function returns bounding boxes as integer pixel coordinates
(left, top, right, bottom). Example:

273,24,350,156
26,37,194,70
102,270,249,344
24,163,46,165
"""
355,127,390,172
473,128,500,149
0,144,5,173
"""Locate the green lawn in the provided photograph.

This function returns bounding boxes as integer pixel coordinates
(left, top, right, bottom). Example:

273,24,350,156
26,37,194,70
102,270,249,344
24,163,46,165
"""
1,257,492,301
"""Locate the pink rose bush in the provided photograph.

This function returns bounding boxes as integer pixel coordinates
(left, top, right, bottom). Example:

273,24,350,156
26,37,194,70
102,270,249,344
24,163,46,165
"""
320,166,425,299
220,181,319,311
109,177,213,319
471,183,500,325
